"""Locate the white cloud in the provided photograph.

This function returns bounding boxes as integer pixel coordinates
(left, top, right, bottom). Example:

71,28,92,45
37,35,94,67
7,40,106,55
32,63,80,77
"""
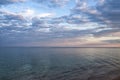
23,9,34,16
37,28,50,33
19,9,54,19
11,0,26,2
37,13,54,18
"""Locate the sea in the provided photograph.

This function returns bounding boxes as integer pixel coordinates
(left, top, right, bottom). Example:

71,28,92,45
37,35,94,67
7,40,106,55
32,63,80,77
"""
0,47,120,80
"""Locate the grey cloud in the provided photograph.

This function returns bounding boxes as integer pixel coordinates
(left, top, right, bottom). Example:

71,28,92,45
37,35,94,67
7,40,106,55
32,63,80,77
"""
75,0,120,26
0,11,30,32
1,0,120,46
50,17,66,24
0,0,69,7
0,11,32,46
0,0,25,5
51,14,90,25
0,10,97,46
65,0,120,37
102,39,120,44
90,26,120,37
32,0,69,7
32,18,52,28
0,11,25,20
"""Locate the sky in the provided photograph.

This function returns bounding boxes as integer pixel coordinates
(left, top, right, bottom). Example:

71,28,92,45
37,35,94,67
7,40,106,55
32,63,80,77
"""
0,0,120,47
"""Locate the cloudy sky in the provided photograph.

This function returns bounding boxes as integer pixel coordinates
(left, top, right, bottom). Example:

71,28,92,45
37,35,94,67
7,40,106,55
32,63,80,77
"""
0,0,120,47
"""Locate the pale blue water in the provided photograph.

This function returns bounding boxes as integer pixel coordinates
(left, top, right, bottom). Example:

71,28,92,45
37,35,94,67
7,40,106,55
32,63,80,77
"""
0,48,120,80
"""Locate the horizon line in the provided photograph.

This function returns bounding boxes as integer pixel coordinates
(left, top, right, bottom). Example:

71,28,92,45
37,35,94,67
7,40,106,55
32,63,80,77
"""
0,46,120,48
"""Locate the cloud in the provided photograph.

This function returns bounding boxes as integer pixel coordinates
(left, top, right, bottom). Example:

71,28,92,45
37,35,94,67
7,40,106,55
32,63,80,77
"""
0,10,31,45
67,0,120,38
19,9,54,19
0,0,120,47
93,27,120,37
0,0,69,8
73,0,120,27
102,39,120,44
0,10,96,46
0,11,27,30
32,0,69,7
37,13,54,18
0,0,26,5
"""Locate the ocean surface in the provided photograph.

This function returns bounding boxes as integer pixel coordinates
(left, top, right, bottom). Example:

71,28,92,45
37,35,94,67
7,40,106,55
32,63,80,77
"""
0,47,120,80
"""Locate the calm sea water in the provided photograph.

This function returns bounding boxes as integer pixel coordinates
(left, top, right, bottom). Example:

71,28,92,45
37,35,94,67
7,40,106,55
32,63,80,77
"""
0,48,120,80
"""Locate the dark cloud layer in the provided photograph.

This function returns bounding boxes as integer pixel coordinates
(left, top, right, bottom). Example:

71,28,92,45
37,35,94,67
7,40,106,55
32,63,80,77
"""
72,0,120,27
0,10,96,46
0,0,120,46
65,0,120,37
